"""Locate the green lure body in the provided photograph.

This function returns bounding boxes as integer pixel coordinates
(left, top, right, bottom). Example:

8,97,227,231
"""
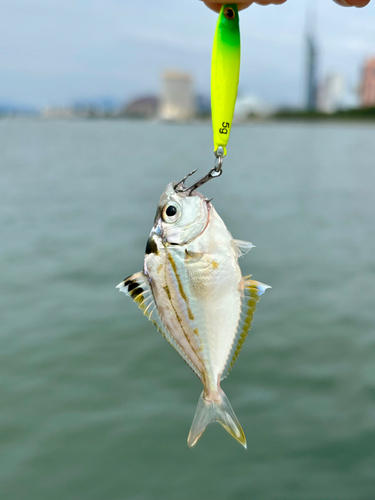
211,4,241,156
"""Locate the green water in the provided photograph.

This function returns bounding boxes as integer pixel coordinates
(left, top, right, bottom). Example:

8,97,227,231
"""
1,119,375,500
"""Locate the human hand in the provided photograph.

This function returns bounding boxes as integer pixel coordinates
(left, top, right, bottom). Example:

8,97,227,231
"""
333,0,371,5
202,1,286,12
202,0,371,12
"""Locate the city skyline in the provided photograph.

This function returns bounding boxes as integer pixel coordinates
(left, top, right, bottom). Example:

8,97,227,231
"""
1,0,375,110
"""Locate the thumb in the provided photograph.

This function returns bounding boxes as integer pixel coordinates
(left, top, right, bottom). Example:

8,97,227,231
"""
333,0,371,6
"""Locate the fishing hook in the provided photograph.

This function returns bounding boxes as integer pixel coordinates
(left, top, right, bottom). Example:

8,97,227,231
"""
174,147,225,195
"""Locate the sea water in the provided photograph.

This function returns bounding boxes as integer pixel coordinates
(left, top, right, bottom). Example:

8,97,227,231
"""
1,119,375,500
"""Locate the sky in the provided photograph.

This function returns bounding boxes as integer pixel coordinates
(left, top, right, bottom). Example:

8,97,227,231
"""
1,0,375,109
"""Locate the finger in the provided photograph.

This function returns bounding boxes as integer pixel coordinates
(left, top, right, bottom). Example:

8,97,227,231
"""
349,0,371,5
333,0,371,6
202,0,287,11
254,0,287,4
202,1,253,12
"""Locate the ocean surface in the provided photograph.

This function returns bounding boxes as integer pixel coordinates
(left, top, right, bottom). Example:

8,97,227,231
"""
1,119,375,500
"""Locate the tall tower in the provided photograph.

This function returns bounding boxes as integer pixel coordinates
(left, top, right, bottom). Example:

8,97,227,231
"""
305,5,318,111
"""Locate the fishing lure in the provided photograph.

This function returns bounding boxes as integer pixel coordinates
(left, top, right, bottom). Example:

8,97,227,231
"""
182,3,241,191
211,4,241,159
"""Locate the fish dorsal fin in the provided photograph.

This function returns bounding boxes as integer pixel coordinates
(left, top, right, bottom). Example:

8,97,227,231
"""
117,272,203,379
233,239,255,257
222,276,270,379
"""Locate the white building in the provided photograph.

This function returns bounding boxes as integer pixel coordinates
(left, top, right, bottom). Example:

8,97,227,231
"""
41,107,76,119
317,74,345,113
159,71,196,121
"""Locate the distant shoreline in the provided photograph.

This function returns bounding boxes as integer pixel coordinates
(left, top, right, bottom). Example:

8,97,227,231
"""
2,114,375,127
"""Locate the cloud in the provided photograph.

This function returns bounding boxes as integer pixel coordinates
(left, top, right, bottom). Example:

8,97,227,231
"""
0,0,374,107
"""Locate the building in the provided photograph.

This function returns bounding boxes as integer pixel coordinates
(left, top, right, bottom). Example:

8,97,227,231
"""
159,71,196,121
317,74,345,113
41,107,76,119
306,32,318,111
196,94,211,118
122,96,159,118
304,3,318,111
360,58,375,107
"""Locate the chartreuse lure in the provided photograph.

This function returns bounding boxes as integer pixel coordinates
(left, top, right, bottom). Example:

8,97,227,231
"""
211,4,241,157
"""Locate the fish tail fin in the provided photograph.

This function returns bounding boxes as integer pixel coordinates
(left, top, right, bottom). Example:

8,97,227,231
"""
187,388,247,449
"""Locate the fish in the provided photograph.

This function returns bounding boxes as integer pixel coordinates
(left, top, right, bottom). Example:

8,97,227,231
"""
117,176,270,448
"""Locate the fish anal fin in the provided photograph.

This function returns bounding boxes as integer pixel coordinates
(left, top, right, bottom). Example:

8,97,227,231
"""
222,276,271,378
117,272,203,379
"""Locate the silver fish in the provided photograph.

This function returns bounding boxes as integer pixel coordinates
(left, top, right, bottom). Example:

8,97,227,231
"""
117,178,270,448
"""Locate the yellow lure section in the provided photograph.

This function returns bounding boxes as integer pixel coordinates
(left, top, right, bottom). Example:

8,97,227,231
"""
211,4,241,156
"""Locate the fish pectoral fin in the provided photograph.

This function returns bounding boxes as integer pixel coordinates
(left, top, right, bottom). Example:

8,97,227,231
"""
185,249,204,260
117,272,152,308
117,272,203,380
222,276,271,378
117,272,166,322
232,239,255,257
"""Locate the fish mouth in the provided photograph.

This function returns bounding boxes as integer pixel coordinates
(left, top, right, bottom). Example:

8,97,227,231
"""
145,221,163,255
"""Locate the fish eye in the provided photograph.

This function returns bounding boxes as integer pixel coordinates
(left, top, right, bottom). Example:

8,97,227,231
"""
162,202,181,223
224,7,235,20
166,205,177,217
